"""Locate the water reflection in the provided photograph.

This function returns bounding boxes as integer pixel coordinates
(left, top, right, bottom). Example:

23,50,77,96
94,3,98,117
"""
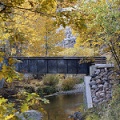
43,93,83,120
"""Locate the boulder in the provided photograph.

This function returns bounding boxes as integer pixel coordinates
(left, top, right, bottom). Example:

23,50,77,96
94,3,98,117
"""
68,111,82,120
100,69,105,72
99,92,105,97
95,76,101,79
23,73,34,80
94,88,100,92
95,91,100,97
99,98,104,102
96,79,101,84
106,90,111,94
89,81,96,86
91,85,97,89
91,74,97,78
92,97,100,104
98,84,103,89
15,110,42,120
95,69,100,75
103,82,109,88
106,94,112,99
104,68,107,72
102,77,108,82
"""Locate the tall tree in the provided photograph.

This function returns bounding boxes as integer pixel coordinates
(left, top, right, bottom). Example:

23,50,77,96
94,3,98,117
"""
23,16,64,56
59,0,120,70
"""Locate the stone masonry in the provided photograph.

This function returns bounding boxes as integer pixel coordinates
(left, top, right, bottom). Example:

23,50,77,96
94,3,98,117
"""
89,64,114,106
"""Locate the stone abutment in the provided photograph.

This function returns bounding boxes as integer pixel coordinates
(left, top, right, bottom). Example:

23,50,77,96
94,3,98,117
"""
84,64,114,108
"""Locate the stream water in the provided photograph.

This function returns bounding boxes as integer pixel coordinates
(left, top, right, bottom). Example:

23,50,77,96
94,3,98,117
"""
43,93,83,120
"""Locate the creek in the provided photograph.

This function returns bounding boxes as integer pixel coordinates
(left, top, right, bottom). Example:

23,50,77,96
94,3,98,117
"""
43,93,83,120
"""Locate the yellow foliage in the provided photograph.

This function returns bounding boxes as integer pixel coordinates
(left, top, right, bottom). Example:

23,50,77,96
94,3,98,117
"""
58,47,94,57
23,16,64,56
0,97,16,120
1,62,22,83
2,64,7,73
8,58,15,65
38,0,57,14
0,98,7,105
21,103,29,113
11,48,16,55
5,114,15,120
0,57,4,64
74,37,85,48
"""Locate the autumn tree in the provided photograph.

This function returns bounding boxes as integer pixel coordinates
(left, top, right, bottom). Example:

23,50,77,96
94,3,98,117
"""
0,0,59,87
78,0,120,70
58,0,120,70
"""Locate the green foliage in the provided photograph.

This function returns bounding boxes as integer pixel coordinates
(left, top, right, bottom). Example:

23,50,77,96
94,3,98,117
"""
61,77,76,91
36,86,57,96
100,84,120,120
75,0,120,69
84,83,120,120
42,86,57,95
42,74,59,86
16,92,49,112
24,86,35,93
0,92,49,119
41,74,59,95
36,87,44,97
85,113,99,120
75,78,83,84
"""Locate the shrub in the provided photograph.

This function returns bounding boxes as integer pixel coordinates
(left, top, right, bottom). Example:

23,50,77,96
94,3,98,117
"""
75,78,84,84
0,97,16,120
0,93,49,120
36,87,44,97
100,84,120,120
43,86,57,95
24,86,35,93
61,77,76,91
42,74,59,86
85,113,99,120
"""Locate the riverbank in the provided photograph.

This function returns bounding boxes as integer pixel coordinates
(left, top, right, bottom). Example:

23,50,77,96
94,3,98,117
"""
44,83,84,97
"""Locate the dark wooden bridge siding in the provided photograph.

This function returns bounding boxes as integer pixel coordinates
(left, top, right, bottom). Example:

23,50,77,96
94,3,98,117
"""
14,57,106,75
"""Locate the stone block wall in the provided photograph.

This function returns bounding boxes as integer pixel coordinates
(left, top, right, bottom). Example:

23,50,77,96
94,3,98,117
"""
89,64,114,106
